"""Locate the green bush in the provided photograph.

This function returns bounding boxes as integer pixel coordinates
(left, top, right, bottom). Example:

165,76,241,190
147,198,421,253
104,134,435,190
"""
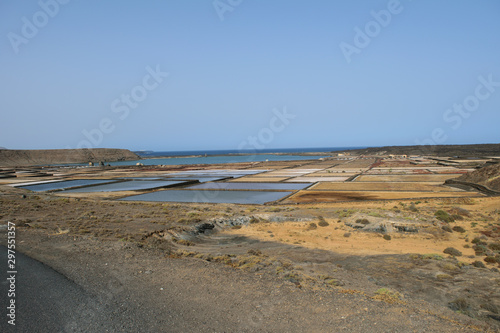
435,210,454,223
471,237,486,245
452,226,466,233
383,234,392,241
375,288,402,300
473,244,488,256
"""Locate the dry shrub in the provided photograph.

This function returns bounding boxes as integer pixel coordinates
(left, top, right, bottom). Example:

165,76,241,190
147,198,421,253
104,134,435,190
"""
443,247,462,256
318,216,329,227
307,222,318,230
472,261,486,268
442,225,453,233
172,238,194,246
484,256,498,264
448,207,472,217
247,249,262,256
356,218,370,225
488,243,500,251
448,298,469,312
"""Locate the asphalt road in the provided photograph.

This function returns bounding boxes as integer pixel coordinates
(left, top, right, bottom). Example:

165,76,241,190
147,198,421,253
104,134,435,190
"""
0,245,140,332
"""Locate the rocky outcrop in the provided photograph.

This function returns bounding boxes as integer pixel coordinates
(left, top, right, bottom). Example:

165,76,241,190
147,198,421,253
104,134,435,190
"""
0,148,140,167
454,162,500,192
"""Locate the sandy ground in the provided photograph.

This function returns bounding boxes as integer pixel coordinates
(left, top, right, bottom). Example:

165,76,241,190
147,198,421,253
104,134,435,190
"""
284,190,483,203
4,228,490,333
356,174,463,182
310,182,462,191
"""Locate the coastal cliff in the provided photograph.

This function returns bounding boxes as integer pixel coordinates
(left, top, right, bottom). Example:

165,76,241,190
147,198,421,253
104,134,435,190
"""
0,148,140,167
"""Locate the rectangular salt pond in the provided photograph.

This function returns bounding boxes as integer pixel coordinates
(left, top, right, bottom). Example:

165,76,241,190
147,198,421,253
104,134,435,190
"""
163,176,230,183
63,180,188,192
18,179,118,192
120,190,293,204
186,182,312,191
119,177,165,180
286,177,350,182
166,170,265,177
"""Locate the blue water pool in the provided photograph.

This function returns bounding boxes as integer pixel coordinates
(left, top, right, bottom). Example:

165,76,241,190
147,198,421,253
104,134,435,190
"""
18,179,118,192
63,180,189,192
120,189,293,204
186,182,312,191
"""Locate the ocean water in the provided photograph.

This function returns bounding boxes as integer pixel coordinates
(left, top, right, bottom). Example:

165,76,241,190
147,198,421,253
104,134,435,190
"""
111,147,366,166
135,147,363,157
109,154,328,166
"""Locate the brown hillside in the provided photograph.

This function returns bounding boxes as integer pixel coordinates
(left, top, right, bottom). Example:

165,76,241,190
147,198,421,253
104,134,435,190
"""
0,148,140,167
340,143,500,157
457,163,500,191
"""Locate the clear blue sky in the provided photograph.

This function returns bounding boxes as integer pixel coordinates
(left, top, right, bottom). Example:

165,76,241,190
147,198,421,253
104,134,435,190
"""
1,0,499,151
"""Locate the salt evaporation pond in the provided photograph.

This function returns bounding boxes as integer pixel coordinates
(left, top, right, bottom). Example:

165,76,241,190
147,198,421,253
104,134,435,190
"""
63,180,189,192
120,189,293,204
17,179,118,192
186,182,312,191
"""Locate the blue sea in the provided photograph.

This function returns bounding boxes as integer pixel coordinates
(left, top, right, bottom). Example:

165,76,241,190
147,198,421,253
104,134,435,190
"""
105,147,364,166
135,147,361,157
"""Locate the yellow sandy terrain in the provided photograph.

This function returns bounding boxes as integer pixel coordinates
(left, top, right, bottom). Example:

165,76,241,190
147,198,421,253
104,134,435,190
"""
310,182,460,192
224,196,500,263
356,174,462,182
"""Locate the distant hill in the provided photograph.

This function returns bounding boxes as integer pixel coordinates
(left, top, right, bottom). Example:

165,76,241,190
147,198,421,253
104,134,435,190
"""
456,162,500,192
0,148,140,167
338,144,500,157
